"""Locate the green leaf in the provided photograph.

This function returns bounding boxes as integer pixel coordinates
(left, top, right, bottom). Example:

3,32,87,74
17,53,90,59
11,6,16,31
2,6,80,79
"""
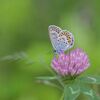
35,76,63,90
79,76,100,84
36,76,58,80
64,81,80,100
80,84,100,100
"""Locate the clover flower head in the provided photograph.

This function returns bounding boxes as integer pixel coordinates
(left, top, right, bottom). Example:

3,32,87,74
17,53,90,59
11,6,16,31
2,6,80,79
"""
51,48,90,76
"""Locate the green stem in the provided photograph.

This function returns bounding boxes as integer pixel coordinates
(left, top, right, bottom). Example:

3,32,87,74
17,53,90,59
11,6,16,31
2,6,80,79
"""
60,92,64,100
57,76,65,88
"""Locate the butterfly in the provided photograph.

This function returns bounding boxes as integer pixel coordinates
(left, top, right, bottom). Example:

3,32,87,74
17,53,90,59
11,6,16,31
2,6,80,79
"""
48,25,74,54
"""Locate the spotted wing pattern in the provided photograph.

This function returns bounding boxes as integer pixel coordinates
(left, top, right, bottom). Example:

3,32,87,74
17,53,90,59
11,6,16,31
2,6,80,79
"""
58,30,74,50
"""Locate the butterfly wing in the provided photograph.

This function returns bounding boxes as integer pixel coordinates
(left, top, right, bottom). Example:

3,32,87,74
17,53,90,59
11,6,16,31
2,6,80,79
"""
58,30,74,51
48,25,62,52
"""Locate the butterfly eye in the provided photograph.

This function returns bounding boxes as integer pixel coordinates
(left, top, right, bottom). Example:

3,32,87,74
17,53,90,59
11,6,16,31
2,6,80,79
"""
54,50,56,52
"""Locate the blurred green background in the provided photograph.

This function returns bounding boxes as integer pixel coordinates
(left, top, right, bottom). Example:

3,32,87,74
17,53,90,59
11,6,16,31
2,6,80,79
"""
0,0,100,100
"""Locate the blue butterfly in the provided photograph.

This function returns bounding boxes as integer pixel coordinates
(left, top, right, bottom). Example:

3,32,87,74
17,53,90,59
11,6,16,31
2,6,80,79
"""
48,25,74,54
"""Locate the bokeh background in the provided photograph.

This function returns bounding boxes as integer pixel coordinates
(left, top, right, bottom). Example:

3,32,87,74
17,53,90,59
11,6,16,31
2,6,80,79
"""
0,0,100,100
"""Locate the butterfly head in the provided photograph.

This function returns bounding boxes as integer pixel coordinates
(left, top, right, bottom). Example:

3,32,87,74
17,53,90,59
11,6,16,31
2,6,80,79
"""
53,49,64,54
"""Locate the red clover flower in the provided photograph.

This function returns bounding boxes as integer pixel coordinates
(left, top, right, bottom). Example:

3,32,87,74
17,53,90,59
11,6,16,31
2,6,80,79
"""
51,48,90,76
